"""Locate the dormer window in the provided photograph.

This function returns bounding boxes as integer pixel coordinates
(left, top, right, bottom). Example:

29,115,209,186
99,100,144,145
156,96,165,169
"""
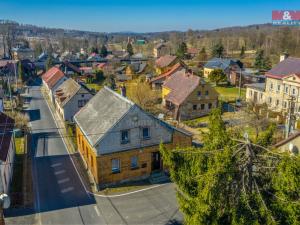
197,91,201,96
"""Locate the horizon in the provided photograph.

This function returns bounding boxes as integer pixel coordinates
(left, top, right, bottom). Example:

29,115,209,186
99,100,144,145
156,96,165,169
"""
1,0,300,32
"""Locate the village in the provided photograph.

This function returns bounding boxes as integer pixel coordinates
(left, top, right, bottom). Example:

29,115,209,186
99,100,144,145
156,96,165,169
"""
0,8,299,225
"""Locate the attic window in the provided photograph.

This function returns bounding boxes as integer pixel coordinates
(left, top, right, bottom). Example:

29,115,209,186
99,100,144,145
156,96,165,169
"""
121,130,130,144
197,91,201,96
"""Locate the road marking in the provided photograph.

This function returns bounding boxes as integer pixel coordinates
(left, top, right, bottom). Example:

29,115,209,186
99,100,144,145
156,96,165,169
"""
58,177,70,184
94,206,100,216
54,170,66,175
51,162,62,167
61,186,74,193
43,89,90,197
90,183,168,198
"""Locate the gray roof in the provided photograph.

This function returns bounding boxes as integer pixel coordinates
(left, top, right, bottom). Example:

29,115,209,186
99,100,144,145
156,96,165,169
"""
55,78,81,107
74,87,134,147
245,82,265,91
204,57,242,70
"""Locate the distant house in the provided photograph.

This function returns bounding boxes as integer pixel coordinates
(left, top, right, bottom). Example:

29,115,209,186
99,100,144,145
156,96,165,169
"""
245,83,265,105
0,112,15,194
162,70,218,121
187,48,199,59
155,55,179,74
153,43,169,58
229,69,265,87
125,62,147,76
274,131,300,155
54,78,93,121
204,57,243,78
61,61,81,75
149,63,184,89
12,46,34,61
74,86,192,188
41,66,68,102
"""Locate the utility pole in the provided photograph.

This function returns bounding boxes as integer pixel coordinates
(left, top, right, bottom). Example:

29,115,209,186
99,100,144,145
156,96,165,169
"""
238,68,242,100
286,95,296,138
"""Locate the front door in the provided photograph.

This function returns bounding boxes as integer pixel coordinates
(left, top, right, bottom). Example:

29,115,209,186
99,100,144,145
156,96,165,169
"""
151,152,161,171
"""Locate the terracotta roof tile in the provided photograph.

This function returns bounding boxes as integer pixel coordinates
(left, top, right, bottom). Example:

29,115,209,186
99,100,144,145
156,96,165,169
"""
163,70,200,105
42,66,65,88
155,55,177,68
150,63,183,83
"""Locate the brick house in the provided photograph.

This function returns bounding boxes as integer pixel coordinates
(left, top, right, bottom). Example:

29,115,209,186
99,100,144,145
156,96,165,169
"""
162,70,219,121
54,78,93,121
74,86,192,188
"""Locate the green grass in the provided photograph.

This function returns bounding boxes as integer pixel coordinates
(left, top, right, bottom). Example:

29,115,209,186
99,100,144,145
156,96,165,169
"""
215,86,246,101
183,115,210,127
86,83,103,91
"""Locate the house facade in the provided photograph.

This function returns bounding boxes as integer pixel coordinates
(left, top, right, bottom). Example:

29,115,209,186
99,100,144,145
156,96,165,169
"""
42,66,68,102
74,87,192,188
54,78,93,121
153,43,169,58
12,46,34,61
0,112,15,194
204,57,243,79
162,70,219,121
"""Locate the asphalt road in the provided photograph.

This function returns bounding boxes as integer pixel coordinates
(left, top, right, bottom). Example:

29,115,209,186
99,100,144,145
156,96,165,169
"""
4,81,183,225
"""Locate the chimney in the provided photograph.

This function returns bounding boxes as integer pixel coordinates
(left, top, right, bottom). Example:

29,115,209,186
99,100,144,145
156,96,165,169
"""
280,52,289,62
121,85,126,97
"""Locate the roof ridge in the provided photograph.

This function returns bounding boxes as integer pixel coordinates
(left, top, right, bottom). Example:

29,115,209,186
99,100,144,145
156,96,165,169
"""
103,86,135,106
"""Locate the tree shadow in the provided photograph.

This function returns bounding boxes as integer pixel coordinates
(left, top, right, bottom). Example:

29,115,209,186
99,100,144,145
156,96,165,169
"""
24,109,41,121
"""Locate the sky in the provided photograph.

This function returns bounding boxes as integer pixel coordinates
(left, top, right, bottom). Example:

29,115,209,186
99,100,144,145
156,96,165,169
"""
1,0,300,32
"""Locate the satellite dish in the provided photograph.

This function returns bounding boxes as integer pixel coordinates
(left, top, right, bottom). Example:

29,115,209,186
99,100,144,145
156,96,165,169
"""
0,194,10,209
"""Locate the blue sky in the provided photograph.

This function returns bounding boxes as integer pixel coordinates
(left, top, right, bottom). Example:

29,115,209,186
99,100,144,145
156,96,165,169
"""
1,0,300,32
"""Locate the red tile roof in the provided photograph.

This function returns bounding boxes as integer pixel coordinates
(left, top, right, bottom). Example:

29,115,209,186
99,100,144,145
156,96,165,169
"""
150,63,183,83
0,112,15,161
155,55,177,68
266,57,300,79
42,66,65,89
163,70,200,105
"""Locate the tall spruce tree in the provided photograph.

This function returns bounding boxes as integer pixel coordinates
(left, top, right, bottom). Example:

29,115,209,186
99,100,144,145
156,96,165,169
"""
127,42,134,56
161,108,299,225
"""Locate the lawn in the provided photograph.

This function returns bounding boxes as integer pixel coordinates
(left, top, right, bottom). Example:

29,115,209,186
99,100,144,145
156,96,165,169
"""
215,86,246,102
86,83,103,91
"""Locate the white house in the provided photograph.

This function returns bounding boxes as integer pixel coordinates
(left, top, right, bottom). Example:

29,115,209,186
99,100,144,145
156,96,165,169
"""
54,78,93,121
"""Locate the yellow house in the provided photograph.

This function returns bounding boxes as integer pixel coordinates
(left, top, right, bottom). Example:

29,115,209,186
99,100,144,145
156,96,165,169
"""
74,86,192,188
162,70,219,121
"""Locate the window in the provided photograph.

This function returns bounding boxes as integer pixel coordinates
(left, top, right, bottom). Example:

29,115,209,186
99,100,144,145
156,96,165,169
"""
277,85,280,92
112,159,120,173
131,156,138,169
285,86,289,93
260,93,263,99
208,103,212,109
205,90,209,96
201,104,205,110
197,91,201,96
276,99,280,106
292,88,296,95
284,101,287,108
269,97,272,104
270,82,273,90
81,94,85,97
250,90,252,96
142,127,150,139
78,100,85,107
121,130,130,144
193,105,197,110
